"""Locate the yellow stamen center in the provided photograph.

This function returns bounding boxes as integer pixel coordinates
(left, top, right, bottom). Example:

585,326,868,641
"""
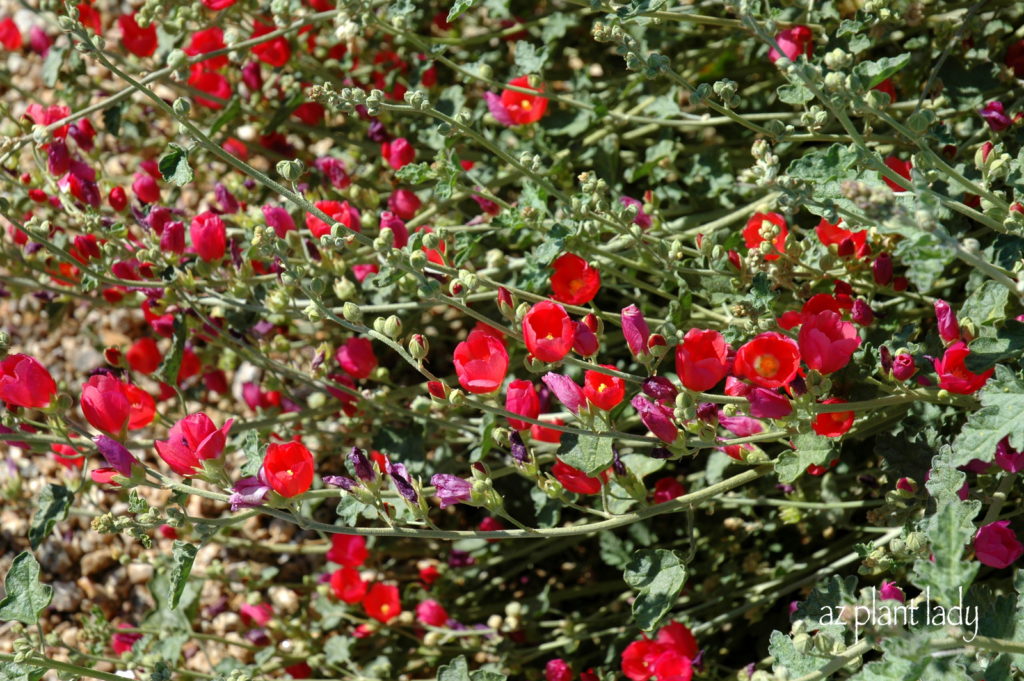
754,354,780,378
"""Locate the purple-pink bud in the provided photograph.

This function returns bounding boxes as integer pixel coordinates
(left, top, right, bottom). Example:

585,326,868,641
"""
572,322,599,357
630,394,678,443
934,299,959,344
621,305,650,358
747,388,793,419
851,299,874,326
892,353,916,381
541,372,585,414
642,376,678,405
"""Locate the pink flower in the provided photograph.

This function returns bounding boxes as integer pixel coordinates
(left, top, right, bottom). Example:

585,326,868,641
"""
545,659,573,681
262,205,296,238
974,520,1024,569
768,25,813,63
933,342,993,394
798,311,860,374
892,353,916,381
416,599,449,627
327,534,369,567
934,299,959,344
335,337,377,380
240,602,274,627
652,477,686,504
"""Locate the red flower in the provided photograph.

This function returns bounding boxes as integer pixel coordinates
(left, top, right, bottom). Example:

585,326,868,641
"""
108,186,127,211
188,65,231,109
873,78,897,103
126,337,162,374
622,639,663,681
81,375,155,433
77,3,103,34
306,200,360,239
111,624,142,656
184,27,227,69
550,253,600,305
812,398,855,437
933,342,994,394
0,354,57,408
552,459,604,495
675,328,730,391
415,599,448,627
652,477,686,504
24,104,71,139
656,621,699,660
52,443,85,469
335,337,377,380
363,583,401,623
201,0,237,8
251,20,291,67
330,567,367,603
883,157,912,192
743,212,788,261
292,102,324,126
497,75,548,125
118,13,157,57
799,311,860,375
387,189,421,221
768,25,813,62
815,218,869,257
531,418,564,443
733,332,801,388
263,441,315,497
190,211,227,262
0,18,22,50
453,329,509,394
1007,39,1024,78
326,534,368,567
381,138,415,170
154,413,233,476
505,379,540,430
583,366,625,411
522,301,574,363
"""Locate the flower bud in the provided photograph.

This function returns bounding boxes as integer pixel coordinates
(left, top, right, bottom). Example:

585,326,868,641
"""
872,253,893,286
497,287,515,319
383,315,403,338
408,334,429,360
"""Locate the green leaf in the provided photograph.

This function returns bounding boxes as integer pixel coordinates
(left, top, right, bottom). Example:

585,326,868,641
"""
102,104,123,137
792,575,858,638
158,144,194,187
895,232,955,292
769,630,832,678
623,549,687,630
324,635,352,666
854,53,912,87
775,433,834,483
470,672,507,681
437,655,471,681
777,83,814,105
158,319,187,386
951,366,1024,467
0,552,53,625
395,162,434,184
0,662,45,681
787,144,858,182
513,41,547,75
446,0,478,22
168,541,199,610
557,433,614,477
239,430,265,478
209,98,242,136
41,47,66,88
960,280,1010,327
966,320,1024,372
29,484,73,550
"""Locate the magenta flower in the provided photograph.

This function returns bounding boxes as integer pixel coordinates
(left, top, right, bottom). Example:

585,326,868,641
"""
619,196,651,229
747,387,793,419
768,25,813,63
995,436,1024,474
798,311,861,374
879,581,905,602
431,474,472,508
974,520,1024,568
979,101,1012,132
642,376,678,405
892,353,916,381
229,474,271,511
484,92,515,127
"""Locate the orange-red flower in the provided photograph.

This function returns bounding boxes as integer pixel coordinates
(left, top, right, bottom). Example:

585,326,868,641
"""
675,328,730,392
363,583,401,623
933,342,994,394
811,398,855,437
733,332,801,388
583,366,625,411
